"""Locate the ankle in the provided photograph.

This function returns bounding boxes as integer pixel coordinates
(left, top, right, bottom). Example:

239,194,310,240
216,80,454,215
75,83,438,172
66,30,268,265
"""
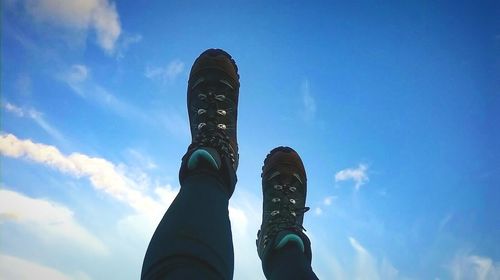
275,232,305,253
179,146,237,197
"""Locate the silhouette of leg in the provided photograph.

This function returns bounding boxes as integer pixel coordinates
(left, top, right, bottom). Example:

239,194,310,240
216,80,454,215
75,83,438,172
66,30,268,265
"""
265,242,318,280
257,147,318,279
142,49,239,280
142,173,233,279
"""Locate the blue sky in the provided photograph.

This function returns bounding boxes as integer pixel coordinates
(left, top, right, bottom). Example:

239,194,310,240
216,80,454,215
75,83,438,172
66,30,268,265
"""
1,0,499,279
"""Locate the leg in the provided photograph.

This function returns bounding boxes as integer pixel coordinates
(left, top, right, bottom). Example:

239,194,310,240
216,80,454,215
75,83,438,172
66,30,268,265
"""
256,147,319,280
141,173,233,279
265,241,318,280
142,49,240,280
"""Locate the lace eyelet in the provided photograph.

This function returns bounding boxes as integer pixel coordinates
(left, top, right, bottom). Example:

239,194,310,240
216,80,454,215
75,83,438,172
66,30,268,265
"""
197,109,207,115
272,198,280,203
217,109,226,116
215,95,226,101
291,211,296,217
289,199,296,204
198,93,207,100
217,124,227,130
289,186,297,192
271,210,280,216
274,184,283,190
198,123,206,130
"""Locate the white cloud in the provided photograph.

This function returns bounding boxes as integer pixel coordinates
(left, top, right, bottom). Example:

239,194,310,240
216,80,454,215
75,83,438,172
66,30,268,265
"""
0,133,171,219
323,195,337,206
0,189,107,255
349,237,400,280
312,234,402,279
301,79,316,121
60,64,189,141
61,64,91,97
3,102,25,117
0,254,71,280
449,253,500,280
0,133,267,279
312,196,336,216
309,232,345,279
60,64,149,122
229,190,266,280
116,188,265,280
229,206,249,234
145,60,185,83
2,102,67,144
335,164,369,190
116,33,142,59
154,184,178,208
21,0,121,53
349,237,380,280
380,258,400,280
125,148,157,170
67,64,89,85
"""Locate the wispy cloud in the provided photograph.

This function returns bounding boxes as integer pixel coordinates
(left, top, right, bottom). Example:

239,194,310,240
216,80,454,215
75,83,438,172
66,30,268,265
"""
335,164,369,190
323,195,337,206
116,33,142,59
0,254,73,280
145,60,185,84
59,64,190,141
301,79,316,121
313,235,401,279
63,64,89,95
18,0,122,53
349,237,380,279
449,253,500,280
228,190,266,280
349,237,399,280
3,102,26,117
438,213,453,232
2,102,67,144
0,132,264,279
125,148,157,170
0,133,169,219
314,196,337,216
0,189,108,255
60,64,147,120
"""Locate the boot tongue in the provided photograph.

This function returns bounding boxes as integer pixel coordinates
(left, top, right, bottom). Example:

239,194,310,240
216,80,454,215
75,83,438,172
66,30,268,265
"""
187,147,221,170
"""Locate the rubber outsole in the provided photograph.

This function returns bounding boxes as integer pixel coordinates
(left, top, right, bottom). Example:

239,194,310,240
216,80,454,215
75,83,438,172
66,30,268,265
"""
193,48,239,80
261,146,297,177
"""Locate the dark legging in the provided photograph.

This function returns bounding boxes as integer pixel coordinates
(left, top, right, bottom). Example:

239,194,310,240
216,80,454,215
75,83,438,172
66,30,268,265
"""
141,172,318,279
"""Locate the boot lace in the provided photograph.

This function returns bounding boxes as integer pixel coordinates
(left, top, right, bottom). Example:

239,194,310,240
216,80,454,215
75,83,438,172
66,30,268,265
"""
262,183,310,247
189,86,237,166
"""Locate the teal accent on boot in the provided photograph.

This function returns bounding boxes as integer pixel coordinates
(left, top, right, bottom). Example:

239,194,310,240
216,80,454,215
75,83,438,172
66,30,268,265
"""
275,233,305,252
187,148,220,170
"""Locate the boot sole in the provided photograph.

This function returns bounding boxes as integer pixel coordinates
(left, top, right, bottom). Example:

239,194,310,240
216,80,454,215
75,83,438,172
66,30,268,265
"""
261,146,301,177
190,48,239,82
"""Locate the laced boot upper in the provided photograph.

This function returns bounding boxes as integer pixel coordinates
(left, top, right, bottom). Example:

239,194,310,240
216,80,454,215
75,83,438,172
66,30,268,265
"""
179,49,240,196
256,147,312,264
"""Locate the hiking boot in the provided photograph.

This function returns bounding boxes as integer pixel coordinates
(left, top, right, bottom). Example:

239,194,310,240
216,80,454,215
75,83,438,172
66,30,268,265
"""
256,147,312,266
179,49,240,196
